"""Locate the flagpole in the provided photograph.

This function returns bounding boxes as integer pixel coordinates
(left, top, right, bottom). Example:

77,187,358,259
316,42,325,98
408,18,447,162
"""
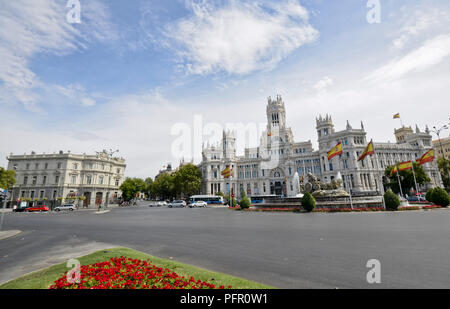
396,167,404,198
411,161,419,195
374,152,386,210
339,155,353,210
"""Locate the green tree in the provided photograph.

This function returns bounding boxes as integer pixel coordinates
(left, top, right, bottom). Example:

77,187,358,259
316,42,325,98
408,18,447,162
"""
172,164,202,198
143,177,154,198
431,187,450,207
301,192,316,212
152,173,176,200
384,190,400,211
384,163,430,195
0,167,16,190
437,157,450,190
239,191,251,209
119,178,146,201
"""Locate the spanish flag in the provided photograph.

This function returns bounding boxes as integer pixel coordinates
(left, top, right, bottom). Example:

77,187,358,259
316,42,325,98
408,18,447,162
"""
301,175,305,182
398,161,413,171
327,142,343,160
417,149,435,166
221,165,233,178
390,165,398,177
393,113,400,119
357,140,375,162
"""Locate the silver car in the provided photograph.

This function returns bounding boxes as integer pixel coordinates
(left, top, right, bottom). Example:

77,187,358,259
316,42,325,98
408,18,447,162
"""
54,204,76,212
168,200,186,208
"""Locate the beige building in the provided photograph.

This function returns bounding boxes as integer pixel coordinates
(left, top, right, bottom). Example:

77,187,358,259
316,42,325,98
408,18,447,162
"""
433,136,450,160
6,150,126,208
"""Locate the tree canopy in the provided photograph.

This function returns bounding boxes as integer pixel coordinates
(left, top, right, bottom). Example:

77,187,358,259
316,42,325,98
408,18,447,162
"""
0,167,16,191
384,162,430,195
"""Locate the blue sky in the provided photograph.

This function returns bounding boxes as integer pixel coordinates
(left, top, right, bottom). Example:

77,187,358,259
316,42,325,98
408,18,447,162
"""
1,0,450,178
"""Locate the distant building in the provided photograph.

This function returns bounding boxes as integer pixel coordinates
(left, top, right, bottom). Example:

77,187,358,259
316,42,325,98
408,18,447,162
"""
6,150,126,208
433,136,450,160
199,95,443,199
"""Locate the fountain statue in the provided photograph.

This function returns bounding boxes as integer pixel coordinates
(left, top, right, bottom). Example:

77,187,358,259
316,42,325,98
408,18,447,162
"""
300,173,349,198
291,172,303,198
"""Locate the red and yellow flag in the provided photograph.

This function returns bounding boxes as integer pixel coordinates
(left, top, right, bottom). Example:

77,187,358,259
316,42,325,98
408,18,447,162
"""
393,113,400,119
417,149,435,165
301,175,305,182
357,140,375,162
327,142,343,160
221,165,234,178
398,161,413,171
390,165,398,177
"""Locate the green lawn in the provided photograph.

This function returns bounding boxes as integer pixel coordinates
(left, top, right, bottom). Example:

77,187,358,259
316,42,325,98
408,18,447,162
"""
0,247,273,289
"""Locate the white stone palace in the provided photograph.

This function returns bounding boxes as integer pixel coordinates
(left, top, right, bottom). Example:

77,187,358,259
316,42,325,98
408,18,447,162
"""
199,95,443,199
6,150,126,207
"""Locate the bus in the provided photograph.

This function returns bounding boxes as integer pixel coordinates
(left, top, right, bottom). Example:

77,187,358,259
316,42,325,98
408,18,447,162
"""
249,194,278,204
190,195,224,205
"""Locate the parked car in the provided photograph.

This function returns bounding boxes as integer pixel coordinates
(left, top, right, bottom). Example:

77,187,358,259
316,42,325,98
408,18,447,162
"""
189,201,207,208
13,205,28,212
168,200,186,208
407,195,426,202
54,204,76,211
26,205,50,212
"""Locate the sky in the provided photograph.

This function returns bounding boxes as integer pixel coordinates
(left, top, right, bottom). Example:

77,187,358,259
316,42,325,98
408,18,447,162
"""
1,0,450,178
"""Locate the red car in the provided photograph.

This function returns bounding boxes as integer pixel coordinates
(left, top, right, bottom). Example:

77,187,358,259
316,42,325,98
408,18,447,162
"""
26,205,50,212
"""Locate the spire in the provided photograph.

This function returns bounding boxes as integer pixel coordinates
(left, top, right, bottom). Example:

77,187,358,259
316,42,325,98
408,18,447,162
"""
415,124,421,133
361,121,365,131
346,120,352,130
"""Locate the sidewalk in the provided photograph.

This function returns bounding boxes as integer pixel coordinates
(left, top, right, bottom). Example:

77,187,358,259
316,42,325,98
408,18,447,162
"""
0,208,12,213
0,230,21,240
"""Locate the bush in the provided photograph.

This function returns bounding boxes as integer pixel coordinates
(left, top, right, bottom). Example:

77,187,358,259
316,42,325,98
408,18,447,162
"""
432,187,450,207
425,188,435,203
239,196,251,209
301,192,316,212
384,190,400,211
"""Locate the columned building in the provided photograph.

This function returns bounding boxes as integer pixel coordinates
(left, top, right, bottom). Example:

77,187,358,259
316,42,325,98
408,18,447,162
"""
199,95,443,199
6,150,126,208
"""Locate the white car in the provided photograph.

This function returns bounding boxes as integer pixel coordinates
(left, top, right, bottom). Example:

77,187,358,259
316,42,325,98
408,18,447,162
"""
54,204,76,212
168,200,186,208
189,201,207,208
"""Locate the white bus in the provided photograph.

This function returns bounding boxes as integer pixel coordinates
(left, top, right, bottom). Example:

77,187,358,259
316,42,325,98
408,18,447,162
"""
190,195,224,205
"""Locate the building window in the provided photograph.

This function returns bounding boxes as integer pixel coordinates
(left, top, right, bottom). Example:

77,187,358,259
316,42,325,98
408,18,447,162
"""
40,191,45,199
117,168,121,174
43,176,47,185
23,176,28,185
32,176,37,185
26,163,30,170
73,163,78,170
115,179,119,186
86,175,92,185
99,176,104,185
35,163,39,169
57,162,62,169
55,175,60,184
44,163,48,169
71,175,77,184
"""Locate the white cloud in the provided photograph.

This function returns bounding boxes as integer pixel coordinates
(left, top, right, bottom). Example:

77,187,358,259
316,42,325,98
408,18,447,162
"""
0,0,117,111
313,76,334,93
164,0,318,75
392,7,450,50
366,34,450,83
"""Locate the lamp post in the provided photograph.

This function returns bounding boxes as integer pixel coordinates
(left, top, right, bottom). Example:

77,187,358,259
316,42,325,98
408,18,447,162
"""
432,123,450,185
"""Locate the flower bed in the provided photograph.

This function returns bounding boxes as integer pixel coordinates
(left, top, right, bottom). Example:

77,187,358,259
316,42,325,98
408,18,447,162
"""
397,206,421,211
50,256,231,289
422,205,442,210
313,207,385,213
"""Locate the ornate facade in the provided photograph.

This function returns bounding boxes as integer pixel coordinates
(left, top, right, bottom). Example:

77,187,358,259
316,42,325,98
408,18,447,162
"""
7,150,126,207
200,95,443,199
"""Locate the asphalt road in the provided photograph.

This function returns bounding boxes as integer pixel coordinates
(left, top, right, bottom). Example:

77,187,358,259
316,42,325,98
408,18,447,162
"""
1,203,450,288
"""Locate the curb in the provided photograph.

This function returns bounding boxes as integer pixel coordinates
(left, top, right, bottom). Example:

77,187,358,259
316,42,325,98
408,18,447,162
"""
0,230,22,240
